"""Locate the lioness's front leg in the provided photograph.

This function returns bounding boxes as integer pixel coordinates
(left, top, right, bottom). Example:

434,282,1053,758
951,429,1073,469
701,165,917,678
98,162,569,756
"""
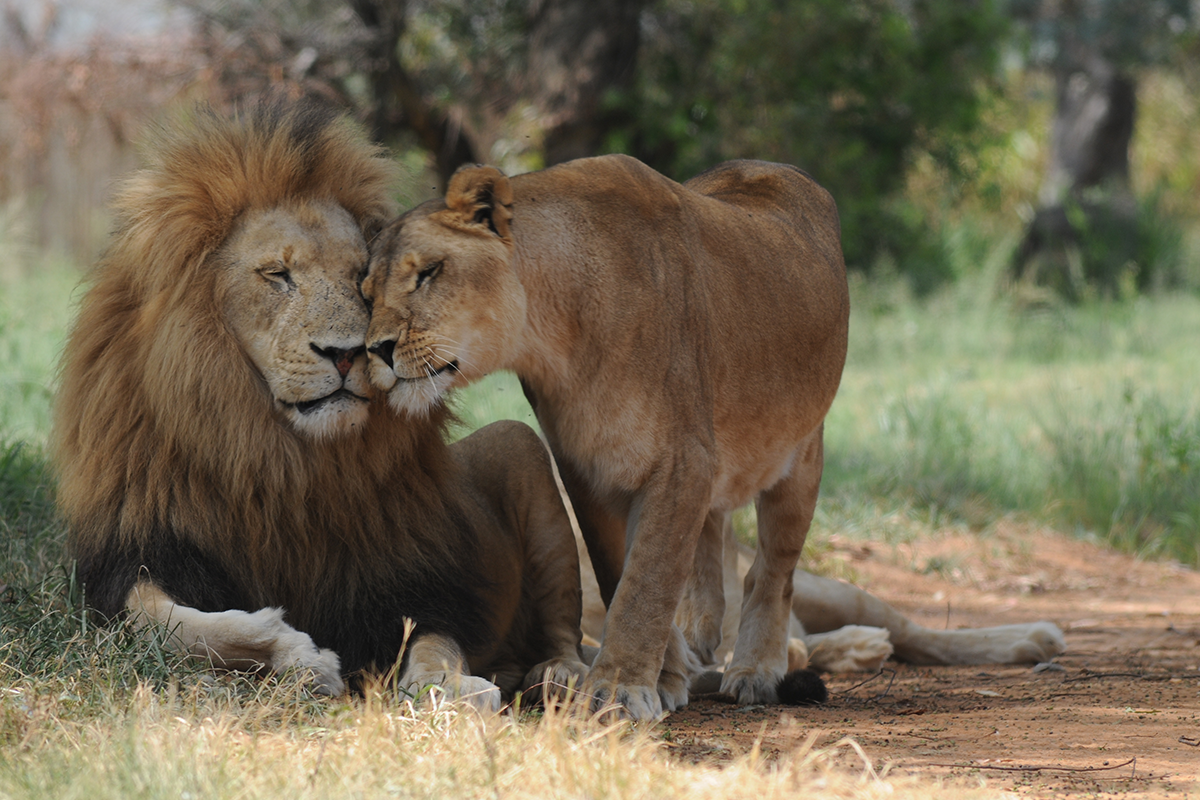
587,454,714,720
724,426,824,703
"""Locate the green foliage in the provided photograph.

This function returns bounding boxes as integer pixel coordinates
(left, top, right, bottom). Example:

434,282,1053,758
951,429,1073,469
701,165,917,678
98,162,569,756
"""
1013,190,1190,301
609,0,1009,289
1040,384,1200,564
1010,0,1194,70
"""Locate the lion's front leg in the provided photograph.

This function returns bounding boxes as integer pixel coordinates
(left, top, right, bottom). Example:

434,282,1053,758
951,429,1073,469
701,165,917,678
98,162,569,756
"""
401,633,502,712
498,428,591,702
126,582,344,695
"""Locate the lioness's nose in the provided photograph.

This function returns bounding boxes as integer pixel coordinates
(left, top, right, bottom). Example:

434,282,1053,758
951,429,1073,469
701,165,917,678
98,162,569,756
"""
368,339,396,369
312,344,364,378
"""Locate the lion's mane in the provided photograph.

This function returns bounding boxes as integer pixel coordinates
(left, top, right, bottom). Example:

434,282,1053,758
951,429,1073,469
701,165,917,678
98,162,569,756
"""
52,101,492,676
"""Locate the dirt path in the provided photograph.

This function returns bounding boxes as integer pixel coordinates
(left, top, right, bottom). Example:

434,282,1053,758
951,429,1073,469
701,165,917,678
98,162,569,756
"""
661,524,1200,797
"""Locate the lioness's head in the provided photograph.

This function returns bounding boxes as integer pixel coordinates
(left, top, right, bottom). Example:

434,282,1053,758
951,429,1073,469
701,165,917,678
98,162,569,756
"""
363,166,526,416
217,198,373,437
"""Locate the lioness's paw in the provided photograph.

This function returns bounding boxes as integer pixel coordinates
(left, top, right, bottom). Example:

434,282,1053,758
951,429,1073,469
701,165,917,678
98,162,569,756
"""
656,669,690,712
806,625,894,673
588,681,664,721
303,648,346,696
720,665,782,705
678,613,723,666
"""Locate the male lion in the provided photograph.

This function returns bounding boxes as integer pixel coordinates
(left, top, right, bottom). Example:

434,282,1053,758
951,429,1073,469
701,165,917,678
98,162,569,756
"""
362,158,1063,720
52,102,588,709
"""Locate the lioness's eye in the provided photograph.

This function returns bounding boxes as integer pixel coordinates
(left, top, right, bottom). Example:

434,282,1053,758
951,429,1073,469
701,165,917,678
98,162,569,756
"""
415,260,443,290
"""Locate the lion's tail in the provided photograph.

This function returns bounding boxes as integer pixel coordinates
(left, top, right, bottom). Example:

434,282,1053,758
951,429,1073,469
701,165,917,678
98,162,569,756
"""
776,669,828,706
689,668,828,706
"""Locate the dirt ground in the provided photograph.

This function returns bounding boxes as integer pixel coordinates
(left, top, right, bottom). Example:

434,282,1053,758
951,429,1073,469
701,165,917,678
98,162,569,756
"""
660,523,1200,797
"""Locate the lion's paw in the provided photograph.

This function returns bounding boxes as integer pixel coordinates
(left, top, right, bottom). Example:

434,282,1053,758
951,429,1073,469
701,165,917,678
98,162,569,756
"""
720,665,782,705
421,675,502,713
1008,621,1067,663
806,625,894,673
267,618,345,696
451,675,503,712
521,658,590,702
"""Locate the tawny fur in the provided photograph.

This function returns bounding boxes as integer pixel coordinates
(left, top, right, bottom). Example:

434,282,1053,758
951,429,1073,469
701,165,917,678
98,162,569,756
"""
363,156,851,718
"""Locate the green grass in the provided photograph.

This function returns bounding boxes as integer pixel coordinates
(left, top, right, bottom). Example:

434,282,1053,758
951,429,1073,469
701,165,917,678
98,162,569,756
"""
817,254,1200,564
0,258,80,444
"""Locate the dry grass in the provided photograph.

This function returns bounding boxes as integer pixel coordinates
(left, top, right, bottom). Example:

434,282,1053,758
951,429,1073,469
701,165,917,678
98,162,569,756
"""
0,674,996,800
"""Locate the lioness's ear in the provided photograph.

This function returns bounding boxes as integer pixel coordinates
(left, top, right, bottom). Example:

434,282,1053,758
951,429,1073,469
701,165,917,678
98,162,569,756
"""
445,165,514,240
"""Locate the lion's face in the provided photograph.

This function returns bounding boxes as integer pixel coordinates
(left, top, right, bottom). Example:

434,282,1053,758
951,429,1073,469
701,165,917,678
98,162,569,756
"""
217,199,373,437
363,167,525,416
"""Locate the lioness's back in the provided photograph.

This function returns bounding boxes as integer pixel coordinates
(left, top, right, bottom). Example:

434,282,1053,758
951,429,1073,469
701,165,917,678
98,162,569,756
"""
684,159,843,270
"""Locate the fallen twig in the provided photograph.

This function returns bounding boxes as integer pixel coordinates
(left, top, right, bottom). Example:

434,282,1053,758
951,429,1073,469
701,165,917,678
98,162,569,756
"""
1062,671,1190,683
926,756,1136,777
833,668,896,702
1180,735,1200,747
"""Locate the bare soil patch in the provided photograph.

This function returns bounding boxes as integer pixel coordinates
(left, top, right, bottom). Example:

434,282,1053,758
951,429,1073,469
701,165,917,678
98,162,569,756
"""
661,523,1200,797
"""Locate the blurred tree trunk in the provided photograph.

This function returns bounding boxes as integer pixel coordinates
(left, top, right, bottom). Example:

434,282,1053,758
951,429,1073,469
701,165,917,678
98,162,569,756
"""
1040,57,1136,207
1013,52,1139,296
348,0,480,186
526,0,647,165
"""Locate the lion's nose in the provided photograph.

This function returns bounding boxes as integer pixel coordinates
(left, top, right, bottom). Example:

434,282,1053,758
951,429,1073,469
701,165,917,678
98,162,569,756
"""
311,344,363,378
368,339,396,370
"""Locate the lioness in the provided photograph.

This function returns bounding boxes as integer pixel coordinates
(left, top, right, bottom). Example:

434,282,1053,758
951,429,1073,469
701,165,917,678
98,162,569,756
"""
363,156,850,718
52,101,588,709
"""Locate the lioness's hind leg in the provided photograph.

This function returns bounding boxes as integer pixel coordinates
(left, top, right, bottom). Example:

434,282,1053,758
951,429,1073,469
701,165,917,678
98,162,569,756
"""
723,426,824,704
126,582,343,695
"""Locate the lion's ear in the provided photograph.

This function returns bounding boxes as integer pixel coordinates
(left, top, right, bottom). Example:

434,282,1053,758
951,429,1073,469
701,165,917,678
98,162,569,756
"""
445,165,513,240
